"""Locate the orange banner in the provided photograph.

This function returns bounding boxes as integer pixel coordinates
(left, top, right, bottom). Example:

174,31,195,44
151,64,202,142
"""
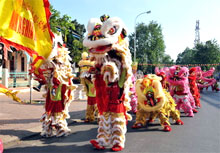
0,0,53,68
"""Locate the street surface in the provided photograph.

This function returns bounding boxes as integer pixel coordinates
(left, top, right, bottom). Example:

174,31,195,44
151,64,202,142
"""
4,89,220,153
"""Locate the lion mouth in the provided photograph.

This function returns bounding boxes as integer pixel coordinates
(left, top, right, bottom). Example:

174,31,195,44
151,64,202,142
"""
89,44,112,54
144,91,160,107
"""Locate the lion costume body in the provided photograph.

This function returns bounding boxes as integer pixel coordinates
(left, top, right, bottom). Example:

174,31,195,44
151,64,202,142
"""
83,15,132,151
132,74,183,132
196,67,219,92
167,65,196,117
32,35,77,137
189,67,201,108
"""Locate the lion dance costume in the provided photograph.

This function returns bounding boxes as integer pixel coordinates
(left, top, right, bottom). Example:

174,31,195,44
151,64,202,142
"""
167,65,196,117
83,15,132,151
129,62,138,113
189,67,201,108
132,74,183,132
32,35,77,137
196,67,219,92
78,52,98,123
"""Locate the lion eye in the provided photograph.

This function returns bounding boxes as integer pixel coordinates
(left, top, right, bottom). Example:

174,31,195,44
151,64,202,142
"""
108,26,117,35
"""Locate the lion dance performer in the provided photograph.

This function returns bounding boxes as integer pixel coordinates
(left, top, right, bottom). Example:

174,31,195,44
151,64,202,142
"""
83,15,132,151
167,65,196,117
129,62,138,113
196,67,219,92
189,67,201,108
132,74,183,132
32,36,77,137
155,67,169,90
78,52,98,123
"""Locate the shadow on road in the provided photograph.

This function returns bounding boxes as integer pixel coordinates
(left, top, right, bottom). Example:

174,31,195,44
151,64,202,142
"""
5,144,105,153
0,119,39,125
0,129,39,139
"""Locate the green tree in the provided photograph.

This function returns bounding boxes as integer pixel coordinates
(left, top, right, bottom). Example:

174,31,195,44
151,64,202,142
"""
49,6,87,64
194,40,220,71
176,47,196,65
49,6,61,33
161,54,174,64
176,40,220,72
57,15,75,42
129,21,169,74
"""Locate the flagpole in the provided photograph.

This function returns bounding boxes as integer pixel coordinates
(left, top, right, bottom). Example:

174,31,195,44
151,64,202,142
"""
29,61,32,104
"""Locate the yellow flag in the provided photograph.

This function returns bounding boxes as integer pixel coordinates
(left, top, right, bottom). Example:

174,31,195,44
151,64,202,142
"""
0,0,53,68
0,84,22,103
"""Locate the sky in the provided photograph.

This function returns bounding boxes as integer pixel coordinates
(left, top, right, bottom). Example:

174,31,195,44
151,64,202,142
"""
49,0,220,61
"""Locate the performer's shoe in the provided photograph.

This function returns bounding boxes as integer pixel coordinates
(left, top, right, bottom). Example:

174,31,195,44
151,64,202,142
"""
33,83,43,92
193,108,198,113
90,139,105,150
56,130,70,137
148,119,154,123
84,119,90,123
163,125,172,132
112,144,124,152
186,112,194,117
176,119,184,125
132,123,143,129
85,118,95,123
41,132,53,138
33,86,41,92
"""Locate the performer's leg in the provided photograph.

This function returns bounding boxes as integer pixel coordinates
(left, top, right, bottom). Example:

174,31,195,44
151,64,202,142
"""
53,113,71,137
85,97,97,122
130,94,137,113
40,113,53,137
90,112,111,150
111,112,127,151
132,108,149,128
85,104,95,122
174,96,181,111
182,97,194,117
170,109,184,125
158,112,171,132
148,112,157,123
194,95,201,108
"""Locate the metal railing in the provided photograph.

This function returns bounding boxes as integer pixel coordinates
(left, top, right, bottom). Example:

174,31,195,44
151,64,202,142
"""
0,71,33,87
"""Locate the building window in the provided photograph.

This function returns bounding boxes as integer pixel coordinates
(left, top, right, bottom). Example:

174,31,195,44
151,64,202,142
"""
10,56,14,72
21,57,25,72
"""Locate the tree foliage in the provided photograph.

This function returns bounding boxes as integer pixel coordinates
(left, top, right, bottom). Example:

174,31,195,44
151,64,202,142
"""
49,6,87,64
176,40,220,71
176,47,196,65
129,21,173,74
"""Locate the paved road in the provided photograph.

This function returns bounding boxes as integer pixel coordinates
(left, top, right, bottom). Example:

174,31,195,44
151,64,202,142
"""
4,90,220,153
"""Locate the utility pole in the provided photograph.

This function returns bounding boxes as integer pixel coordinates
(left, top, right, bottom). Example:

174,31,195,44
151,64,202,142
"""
194,20,200,46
